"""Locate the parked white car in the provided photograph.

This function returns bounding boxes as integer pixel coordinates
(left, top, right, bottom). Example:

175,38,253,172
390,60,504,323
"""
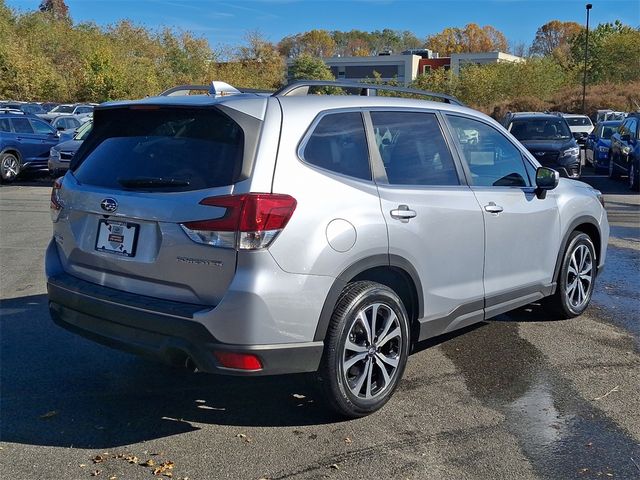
563,114,594,146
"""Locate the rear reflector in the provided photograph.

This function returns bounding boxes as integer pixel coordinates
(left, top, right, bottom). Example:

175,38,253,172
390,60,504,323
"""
214,351,263,371
180,193,297,250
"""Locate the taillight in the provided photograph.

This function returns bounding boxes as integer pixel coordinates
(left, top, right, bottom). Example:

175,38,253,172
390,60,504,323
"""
180,193,297,250
214,351,263,371
50,177,64,222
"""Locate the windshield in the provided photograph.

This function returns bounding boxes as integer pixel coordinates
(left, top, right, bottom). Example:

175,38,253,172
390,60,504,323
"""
74,121,93,140
509,118,572,141
22,104,44,114
565,116,592,127
51,105,74,114
72,107,245,192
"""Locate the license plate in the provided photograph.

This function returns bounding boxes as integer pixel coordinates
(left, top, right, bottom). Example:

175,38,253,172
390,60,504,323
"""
95,220,139,257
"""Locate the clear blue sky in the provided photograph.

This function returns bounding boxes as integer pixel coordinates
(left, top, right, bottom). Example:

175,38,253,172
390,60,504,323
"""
7,0,640,50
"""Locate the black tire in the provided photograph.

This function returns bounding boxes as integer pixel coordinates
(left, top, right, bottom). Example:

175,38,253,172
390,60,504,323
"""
545,232,596,319
0,152,20,183
629,162,639,191
319,281,410,418
608,155,619,179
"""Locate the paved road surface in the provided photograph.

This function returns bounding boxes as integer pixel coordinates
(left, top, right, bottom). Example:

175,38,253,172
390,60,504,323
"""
1,170,638,479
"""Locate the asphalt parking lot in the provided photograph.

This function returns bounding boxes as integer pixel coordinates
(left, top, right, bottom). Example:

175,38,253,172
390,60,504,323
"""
1,170,639,480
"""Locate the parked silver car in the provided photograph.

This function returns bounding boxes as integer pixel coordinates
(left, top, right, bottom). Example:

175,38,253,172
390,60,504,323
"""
46,81,609,417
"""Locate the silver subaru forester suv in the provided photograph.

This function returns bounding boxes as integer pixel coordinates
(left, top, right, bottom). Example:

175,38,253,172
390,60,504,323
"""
46,81,609,417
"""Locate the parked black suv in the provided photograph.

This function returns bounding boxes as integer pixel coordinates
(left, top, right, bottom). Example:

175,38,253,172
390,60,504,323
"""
506,113,581,178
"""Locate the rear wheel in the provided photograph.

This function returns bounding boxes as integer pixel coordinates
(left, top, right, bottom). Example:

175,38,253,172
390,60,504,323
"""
319,281,410,418
0,153,20,183
545,232,596,319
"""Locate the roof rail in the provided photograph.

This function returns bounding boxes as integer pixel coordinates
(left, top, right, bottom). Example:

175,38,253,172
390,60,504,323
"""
159,81,272,97
272,80,464,106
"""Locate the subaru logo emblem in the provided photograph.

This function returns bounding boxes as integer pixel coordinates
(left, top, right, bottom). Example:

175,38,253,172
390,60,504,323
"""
100,198,118,213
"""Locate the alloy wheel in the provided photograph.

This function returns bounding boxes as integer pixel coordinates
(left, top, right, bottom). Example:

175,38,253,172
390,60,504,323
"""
566,244,593,310
342,302,402,400
1,154,19,181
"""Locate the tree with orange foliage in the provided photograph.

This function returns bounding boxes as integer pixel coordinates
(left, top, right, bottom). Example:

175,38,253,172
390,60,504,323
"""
425,24,509,56
530,20,583,57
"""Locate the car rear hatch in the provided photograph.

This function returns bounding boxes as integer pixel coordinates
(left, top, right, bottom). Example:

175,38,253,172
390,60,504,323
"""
52,101,265,306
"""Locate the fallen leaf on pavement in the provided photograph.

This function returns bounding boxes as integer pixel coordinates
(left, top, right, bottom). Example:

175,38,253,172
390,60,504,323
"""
92,455,106,464
329,464,339,470
152,461,175,476
90,470,102,477
141,459,156,467
344,437,352,444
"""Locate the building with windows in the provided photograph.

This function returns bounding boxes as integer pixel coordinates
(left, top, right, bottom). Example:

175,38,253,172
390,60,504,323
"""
449,52,525,75
286,50,524,85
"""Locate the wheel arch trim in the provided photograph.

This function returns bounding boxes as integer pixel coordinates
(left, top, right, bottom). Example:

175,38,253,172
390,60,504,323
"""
552,215,602,290
313,254,424,342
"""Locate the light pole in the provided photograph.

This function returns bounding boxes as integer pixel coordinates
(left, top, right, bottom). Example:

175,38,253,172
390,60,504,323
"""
582,3,592,114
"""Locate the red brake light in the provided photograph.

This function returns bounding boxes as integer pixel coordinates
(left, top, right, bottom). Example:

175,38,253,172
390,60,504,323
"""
198,194,297,232
180,193,297,250
214,351,263,371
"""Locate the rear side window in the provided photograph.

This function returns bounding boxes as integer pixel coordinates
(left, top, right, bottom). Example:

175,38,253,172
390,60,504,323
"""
11,118,34,134
301,112,371,181
30,119,54,135
72,107,244,192
371,111,458,186
0,118,10,132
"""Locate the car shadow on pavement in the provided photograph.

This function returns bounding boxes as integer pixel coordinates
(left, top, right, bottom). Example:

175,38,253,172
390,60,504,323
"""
0,294,339,449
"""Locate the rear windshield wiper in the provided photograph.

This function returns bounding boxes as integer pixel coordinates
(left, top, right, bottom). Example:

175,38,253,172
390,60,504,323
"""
117,177,191,188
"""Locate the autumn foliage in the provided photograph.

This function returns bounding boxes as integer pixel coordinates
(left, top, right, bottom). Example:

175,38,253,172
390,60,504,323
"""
0,0,638,114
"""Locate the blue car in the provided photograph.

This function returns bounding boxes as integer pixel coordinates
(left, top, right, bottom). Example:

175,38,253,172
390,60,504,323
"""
0,113,60,182
585,120,623,174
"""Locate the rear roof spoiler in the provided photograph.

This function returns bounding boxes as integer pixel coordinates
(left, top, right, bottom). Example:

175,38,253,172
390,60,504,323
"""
159,82,272,97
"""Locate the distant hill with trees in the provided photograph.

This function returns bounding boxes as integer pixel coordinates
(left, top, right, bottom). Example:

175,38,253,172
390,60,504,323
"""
0,0,638,113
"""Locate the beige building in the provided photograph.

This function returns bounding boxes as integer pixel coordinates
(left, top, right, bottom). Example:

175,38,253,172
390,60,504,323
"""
450,52,525,75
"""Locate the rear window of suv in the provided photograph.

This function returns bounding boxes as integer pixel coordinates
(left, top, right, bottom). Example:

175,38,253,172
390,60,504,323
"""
72,107,244,192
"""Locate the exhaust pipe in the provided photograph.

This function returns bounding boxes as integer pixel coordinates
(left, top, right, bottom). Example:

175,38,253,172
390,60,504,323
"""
184,357,199,373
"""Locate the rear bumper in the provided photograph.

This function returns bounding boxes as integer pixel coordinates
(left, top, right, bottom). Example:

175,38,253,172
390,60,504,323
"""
47,272,324,376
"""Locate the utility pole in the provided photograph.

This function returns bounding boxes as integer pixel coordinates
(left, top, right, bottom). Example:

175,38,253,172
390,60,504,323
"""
582,3,592,115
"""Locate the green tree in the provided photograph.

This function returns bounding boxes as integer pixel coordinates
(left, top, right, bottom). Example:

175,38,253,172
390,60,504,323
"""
571,21,640,83
288,54,334,81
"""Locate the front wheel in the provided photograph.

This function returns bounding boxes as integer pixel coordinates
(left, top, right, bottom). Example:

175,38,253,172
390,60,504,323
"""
545,232,596,319
0,153,20,183
319,281,410,418
608,155,619,179
629,162,639,191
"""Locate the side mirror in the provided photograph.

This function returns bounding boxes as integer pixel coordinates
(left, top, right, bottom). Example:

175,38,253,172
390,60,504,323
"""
621,133,631,142
535,167,559,199
572,132,582,140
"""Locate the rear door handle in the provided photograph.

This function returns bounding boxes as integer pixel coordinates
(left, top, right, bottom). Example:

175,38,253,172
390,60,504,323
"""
390,205,417,221
484,202,504,214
